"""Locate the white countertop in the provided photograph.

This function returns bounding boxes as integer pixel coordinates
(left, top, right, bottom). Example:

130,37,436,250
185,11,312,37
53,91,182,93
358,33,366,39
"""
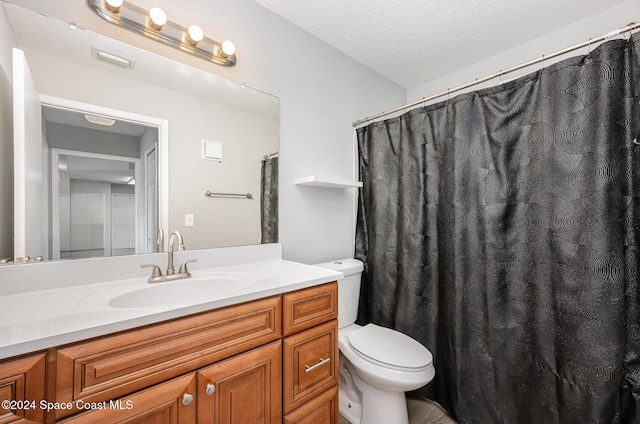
0,259,341,359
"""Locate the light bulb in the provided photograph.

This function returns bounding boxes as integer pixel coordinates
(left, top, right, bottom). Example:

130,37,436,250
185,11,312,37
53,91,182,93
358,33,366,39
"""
187,25,204,45
149,7,167,30
221,40,235,56
105,0,123,13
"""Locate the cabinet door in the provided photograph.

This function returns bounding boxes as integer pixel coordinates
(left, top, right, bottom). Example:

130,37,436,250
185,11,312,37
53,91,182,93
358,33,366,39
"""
283,320,338,414
0,353,45,424
197,341,282,424
59,373,196,424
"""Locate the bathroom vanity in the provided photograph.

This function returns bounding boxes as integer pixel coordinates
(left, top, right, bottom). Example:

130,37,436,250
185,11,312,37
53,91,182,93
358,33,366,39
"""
0,245,341,423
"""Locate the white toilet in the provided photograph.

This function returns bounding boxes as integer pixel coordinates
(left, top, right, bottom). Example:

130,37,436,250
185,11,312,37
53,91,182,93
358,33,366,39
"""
313,259,435,424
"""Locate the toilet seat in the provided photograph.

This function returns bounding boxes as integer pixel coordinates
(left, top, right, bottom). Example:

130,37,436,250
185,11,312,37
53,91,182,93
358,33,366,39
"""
347,324,433,372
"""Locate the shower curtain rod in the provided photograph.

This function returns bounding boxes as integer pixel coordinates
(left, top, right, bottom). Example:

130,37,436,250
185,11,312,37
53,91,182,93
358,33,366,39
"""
353,21,640,128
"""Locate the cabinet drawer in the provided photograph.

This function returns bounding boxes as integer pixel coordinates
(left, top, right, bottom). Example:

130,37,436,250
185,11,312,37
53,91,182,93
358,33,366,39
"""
283,320,338,414
284,385,338,424
55,295,281,419
59,373,197,424
283,282,337,337
0,353,45,424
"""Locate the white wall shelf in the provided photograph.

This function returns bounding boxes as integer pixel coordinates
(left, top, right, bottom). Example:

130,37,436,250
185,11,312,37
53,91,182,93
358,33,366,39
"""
295,176,362,189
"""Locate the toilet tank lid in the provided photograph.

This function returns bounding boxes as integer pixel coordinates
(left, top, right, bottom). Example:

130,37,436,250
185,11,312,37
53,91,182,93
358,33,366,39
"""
312,258,363,276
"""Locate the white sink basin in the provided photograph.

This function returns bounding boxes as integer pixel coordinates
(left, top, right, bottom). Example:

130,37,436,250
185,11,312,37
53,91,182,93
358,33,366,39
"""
80,271,256,310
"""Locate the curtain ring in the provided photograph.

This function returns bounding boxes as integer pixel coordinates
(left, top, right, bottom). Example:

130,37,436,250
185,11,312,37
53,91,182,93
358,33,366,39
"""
474,78,478,92
499,71,503,84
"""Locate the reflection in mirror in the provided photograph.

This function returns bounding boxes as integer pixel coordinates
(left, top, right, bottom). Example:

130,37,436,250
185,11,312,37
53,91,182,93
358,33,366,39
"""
45,105,159,260
0,1,279,264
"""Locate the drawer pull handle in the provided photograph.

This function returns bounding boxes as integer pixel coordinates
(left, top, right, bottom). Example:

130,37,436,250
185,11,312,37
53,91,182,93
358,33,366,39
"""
305,357,331,373
206,383,216,396
182,393,194,406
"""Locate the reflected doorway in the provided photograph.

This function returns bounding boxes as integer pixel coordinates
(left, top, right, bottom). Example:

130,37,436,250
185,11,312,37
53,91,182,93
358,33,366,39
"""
44,104,161,260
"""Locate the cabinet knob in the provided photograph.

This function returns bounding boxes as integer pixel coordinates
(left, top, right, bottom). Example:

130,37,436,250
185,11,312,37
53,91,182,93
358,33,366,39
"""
182,393,194,406
206,383,216,396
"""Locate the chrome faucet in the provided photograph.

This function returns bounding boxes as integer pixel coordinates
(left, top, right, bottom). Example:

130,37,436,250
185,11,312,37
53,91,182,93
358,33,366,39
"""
167,230,185,275
141,230,197,283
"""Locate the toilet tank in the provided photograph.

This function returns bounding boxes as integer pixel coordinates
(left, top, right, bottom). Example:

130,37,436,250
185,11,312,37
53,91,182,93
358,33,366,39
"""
313,259,364,329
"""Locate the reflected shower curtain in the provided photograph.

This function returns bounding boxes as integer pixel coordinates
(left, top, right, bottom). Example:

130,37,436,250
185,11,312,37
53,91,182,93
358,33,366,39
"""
260,156,278,244
355,34,640,423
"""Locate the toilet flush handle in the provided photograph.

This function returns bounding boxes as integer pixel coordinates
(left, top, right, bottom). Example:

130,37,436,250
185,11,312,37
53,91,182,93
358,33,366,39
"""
304,357,331,373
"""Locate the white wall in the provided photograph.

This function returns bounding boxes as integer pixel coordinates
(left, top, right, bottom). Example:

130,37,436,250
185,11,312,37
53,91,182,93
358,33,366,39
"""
407,0,640,102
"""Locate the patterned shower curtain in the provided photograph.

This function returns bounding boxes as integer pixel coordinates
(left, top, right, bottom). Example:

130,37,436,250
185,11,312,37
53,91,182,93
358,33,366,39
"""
260,156,278,244
355,33,640,423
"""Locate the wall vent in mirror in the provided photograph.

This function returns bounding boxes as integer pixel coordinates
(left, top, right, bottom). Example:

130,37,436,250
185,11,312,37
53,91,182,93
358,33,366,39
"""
86,0,237,66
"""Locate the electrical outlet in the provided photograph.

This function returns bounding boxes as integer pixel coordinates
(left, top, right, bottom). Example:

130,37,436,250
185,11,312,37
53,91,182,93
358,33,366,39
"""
185,214,194,227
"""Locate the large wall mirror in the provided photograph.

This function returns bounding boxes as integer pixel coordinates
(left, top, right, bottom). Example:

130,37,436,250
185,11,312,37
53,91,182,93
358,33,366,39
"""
0,1,279,264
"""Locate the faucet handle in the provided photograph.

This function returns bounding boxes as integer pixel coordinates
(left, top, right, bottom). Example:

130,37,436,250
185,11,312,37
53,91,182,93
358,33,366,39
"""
140,264,162,283
178,258,197,274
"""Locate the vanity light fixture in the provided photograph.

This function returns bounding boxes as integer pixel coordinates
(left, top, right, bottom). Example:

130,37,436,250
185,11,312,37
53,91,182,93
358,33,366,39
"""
86,0,237,66
148,7,166,30
105,0,123,13
187,24,204,46
221,40,236,57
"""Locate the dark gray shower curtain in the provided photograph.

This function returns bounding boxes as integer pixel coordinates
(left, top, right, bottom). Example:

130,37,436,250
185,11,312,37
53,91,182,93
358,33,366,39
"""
355,34,640,424
260,156,278,244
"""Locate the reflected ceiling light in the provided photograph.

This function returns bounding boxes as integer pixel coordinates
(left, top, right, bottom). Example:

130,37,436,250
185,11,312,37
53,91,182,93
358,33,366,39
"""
105,0,123,14
187,24,204,46
85,114,116,126
148,7,167,30
87,0,236,66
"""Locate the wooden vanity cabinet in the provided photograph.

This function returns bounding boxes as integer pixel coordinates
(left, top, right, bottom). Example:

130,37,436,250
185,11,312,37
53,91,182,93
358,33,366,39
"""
0,353,46,424
282,283,339,423
54,295,282,420
0,281,339,423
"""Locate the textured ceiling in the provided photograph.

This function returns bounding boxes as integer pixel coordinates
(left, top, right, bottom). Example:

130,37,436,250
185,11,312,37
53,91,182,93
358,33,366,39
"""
253,0,629,88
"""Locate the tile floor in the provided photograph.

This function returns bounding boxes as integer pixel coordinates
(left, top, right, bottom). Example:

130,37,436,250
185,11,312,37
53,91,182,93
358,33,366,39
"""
338,396,457,424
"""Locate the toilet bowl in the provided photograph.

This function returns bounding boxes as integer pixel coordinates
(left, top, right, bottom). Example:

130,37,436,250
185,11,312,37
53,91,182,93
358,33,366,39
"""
313,259,435,424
